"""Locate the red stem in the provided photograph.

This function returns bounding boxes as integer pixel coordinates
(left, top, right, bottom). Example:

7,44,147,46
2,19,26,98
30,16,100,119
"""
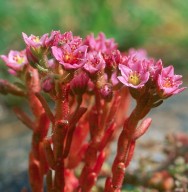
52,84,70,191
53,121,68,192
63,107,87,158
105,93,153,191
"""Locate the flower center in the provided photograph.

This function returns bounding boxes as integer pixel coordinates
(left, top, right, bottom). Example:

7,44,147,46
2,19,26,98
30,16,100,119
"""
13,54,25,64
163,77,173,88
128,71,140,86
31,36,40,43
64,53,76,63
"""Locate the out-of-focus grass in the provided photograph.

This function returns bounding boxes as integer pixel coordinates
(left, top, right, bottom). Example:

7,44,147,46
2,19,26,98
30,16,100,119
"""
0,0,188,74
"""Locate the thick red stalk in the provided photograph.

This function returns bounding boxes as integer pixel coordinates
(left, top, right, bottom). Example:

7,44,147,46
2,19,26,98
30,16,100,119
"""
79,90,124,191
124,140,135,167
0,79,26,96
53,84,70,192
63,107,87,158
98,123,115,151
93,150,106,175
53,120,68,192
25,66,50,192
26,67,44,117
67,143,88,169
46,170,54,192
28,113,50,192
43,139,56,169
82,172,97,192
105,93,153,191
29,152,43,192
39,141,49,176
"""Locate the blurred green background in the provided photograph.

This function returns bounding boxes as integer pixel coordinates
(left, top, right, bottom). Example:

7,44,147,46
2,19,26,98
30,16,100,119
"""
0,0,188,76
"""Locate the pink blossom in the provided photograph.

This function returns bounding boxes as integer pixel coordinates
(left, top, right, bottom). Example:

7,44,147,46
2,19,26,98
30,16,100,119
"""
83,51,105,74
0,50,27,72
54,31,74,45
45,30,60,47
128,48,148,60
157,65,186,97
103,50,122,70
51,44,87,70
117,62,149,88
22,32,48,48
146,59,163,81
124,50,162,83
50,31,82,48
122,49,149,72
84,32,117,53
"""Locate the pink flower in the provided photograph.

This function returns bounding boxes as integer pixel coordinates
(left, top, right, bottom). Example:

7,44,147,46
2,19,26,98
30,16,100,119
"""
103,50,122,70
121,49,149,71
142,59,163,81
149,59,163,80
84,32,117,53
157,65,186,97
45,30,60,47
128,48,148,60
51,44,87,70
22,32,48,48
117,62,149,88
0,50,27,72
50,31,82,48
83,51,105,74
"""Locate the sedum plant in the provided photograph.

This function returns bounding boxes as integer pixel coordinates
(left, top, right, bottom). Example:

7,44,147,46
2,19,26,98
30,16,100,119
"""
0,31,186,192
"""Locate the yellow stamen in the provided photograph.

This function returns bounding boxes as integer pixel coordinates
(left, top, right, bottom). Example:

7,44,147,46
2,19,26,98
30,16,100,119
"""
32,36,40,43
64,54,72,62
163,78,173,88
64,53,76,63
128,71,140,86
13,55,25,64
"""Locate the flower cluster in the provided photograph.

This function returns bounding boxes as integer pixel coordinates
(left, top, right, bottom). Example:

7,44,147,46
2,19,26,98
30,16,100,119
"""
118,50,185,98
1,31,185,98
0,31,186,192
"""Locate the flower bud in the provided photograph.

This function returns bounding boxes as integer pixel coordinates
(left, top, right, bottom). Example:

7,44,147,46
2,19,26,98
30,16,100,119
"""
70,73,89,95
26,47,39,68
100,83,113,101
41,76,55,93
